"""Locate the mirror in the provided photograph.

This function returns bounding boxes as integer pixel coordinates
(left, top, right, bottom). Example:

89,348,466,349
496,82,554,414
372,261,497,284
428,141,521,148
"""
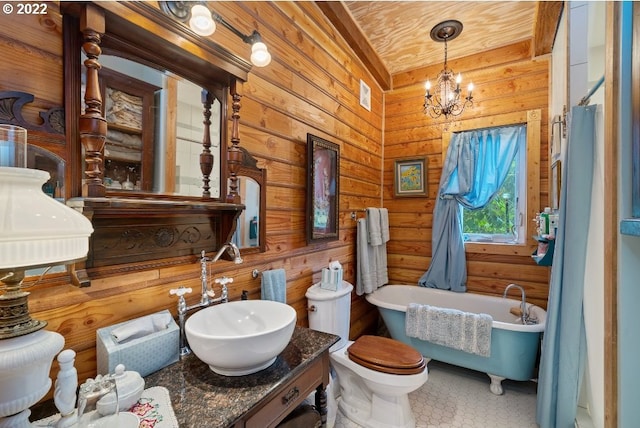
231,148,266,253
64,1,255,200
85,54,222,197
55,2,267,280
232,177,260,248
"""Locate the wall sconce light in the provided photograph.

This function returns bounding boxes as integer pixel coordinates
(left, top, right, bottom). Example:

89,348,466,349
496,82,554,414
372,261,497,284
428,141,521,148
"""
160,1,272,67
423,20,474,119
189,4,216,36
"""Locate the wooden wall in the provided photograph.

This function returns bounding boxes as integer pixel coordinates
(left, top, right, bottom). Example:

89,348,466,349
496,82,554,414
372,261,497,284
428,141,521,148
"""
1,1,382,395
0,1,552,401
384,40,552,308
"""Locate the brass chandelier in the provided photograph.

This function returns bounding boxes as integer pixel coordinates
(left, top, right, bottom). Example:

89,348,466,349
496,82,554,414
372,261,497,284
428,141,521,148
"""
423,20,474,119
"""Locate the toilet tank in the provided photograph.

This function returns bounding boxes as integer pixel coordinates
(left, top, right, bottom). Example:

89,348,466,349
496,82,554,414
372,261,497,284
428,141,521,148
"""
305,281,353,352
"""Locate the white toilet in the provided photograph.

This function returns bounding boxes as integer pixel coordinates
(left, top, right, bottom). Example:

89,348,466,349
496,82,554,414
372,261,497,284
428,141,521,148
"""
306,282,428,428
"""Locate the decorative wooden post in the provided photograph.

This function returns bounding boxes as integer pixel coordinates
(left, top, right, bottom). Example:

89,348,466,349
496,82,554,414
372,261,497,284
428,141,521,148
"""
200,90,214,198
79,4,107,198
226,80,242,204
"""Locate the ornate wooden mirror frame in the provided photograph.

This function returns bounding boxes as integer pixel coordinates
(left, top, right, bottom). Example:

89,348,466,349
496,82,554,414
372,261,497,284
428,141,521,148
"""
61,2,254,285
233,147,267,254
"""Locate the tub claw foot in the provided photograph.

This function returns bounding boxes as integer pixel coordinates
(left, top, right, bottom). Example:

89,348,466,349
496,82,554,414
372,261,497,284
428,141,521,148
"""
487,374,505,395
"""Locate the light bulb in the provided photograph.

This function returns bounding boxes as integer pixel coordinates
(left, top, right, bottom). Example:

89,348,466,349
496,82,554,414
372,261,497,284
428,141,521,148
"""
250,42,271,67
456,73,462,84
189,4,215,36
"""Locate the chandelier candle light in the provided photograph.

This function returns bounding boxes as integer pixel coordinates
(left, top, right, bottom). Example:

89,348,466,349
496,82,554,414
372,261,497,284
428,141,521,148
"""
423,20,474,119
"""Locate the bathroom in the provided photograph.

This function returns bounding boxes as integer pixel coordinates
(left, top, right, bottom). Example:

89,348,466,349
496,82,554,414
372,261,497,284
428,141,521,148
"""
0,1,636,427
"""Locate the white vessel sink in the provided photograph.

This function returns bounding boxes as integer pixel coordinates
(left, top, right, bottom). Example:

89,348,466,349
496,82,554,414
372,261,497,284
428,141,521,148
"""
185,300,296,376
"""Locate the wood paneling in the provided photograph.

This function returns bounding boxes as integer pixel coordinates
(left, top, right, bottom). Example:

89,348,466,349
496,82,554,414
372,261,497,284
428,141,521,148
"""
315,1,391,90
2,1,553,404
384,44,551,310
0,1,382,399
343,1,537,76
604,3,620,426
533,2,564,57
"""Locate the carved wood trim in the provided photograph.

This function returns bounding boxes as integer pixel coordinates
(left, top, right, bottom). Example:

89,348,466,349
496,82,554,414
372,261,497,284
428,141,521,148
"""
64,13,84,198
200,90,214,197
227,80,242,204
79,3,107,198
71,197,243,283
0,91,64,134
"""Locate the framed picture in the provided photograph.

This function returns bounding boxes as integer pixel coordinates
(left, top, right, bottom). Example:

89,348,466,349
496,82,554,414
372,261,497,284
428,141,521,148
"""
359,79,371,111
394,157,427,197
306,134,340,243
551,160,562,210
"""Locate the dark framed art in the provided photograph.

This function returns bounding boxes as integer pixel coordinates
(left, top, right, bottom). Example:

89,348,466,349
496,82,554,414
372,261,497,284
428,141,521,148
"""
306,134,340,244
394,157,427,197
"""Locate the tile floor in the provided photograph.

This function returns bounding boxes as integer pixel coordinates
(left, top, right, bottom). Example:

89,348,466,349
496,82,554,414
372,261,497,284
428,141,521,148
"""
332,360,538,428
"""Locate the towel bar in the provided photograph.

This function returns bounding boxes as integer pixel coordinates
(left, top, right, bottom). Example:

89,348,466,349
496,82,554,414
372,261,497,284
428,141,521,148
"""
350,209,366,220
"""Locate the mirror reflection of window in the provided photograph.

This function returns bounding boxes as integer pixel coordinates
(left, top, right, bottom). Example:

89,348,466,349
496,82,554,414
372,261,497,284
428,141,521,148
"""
175,80,221,197
80,54,221,197
231,177,260,248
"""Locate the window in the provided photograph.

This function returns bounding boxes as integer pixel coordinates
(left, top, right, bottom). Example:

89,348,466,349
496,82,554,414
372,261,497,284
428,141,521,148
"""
462,142,526,244
441,109,540,255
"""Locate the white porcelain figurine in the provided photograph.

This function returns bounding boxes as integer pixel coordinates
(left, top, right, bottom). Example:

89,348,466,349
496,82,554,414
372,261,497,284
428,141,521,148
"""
54,349,78,428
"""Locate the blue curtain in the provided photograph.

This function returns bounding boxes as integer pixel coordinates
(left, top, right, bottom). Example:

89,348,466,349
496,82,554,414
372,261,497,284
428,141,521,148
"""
418,125,525,291
537,105,596,428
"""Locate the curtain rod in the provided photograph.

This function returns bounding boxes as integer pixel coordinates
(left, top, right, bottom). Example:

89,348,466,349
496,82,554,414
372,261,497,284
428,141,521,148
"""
578,75,605,106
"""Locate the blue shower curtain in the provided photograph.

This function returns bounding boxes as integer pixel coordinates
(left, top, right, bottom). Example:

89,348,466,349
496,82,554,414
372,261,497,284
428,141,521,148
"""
537,105,596,428
418,125,525,291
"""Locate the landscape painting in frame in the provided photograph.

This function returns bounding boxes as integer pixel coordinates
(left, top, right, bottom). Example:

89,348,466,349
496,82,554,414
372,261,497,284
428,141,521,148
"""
394,157,427,197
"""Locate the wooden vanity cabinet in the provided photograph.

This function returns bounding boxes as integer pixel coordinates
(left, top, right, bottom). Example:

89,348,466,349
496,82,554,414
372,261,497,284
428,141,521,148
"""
238,351,330,428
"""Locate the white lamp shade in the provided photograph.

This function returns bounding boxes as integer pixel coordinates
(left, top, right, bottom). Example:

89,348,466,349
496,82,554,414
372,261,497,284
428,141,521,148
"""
0,167,93,270
189,4,215,36
250,42,271,67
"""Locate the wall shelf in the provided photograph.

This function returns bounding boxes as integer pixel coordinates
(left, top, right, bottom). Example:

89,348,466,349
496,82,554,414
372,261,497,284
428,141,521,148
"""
532,235,555,266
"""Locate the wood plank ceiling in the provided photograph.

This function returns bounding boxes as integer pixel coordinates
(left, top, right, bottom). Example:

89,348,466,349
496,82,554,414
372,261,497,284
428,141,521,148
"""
317,1,563,90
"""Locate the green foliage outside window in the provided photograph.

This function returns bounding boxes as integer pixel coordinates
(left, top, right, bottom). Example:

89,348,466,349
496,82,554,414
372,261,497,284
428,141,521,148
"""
462,160,517,237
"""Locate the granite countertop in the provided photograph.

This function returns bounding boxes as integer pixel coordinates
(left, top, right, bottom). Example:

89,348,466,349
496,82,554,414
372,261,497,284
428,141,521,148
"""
144,326,338,427
30,327,338,427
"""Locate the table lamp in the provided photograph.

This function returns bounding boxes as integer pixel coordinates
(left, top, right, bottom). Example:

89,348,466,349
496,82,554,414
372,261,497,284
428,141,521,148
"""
0,125,94,427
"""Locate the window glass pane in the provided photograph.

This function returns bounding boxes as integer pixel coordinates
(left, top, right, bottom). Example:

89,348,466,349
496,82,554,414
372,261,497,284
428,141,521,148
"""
462,156,520,243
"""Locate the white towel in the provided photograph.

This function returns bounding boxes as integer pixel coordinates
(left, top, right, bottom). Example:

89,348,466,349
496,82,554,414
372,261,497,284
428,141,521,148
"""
110,312,173,344
375,244,388,286
261,268,287,303
356,218,376,295
405,303,492,357
379,208,390,243
366,208,383,246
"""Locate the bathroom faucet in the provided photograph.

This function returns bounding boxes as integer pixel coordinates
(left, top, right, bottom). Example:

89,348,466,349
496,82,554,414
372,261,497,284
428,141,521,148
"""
502,283,529,324
212,242,243,264
169,243,243,357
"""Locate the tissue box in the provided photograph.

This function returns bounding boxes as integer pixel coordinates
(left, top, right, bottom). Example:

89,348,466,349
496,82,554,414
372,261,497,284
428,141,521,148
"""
320,267,343,291
96,310,179,377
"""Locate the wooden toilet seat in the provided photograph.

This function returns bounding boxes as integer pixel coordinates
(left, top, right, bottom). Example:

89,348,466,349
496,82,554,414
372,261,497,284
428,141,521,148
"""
347,335,426,375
